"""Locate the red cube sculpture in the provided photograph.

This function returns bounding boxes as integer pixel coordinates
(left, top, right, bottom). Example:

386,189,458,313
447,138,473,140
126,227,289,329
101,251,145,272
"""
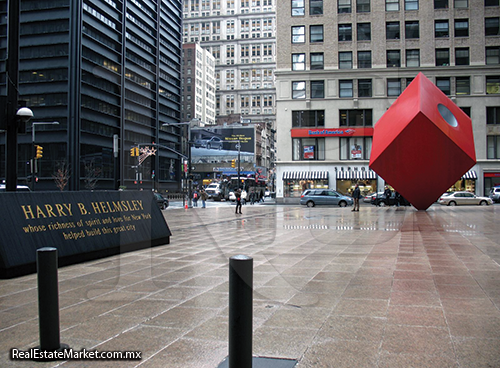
369,73,476,210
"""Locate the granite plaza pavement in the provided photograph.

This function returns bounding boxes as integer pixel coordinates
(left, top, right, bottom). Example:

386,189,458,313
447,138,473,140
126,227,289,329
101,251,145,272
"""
1,202,499,368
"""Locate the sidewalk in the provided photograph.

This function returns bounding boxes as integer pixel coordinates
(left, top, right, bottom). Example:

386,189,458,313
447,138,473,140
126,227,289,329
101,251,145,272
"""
1,204,499,367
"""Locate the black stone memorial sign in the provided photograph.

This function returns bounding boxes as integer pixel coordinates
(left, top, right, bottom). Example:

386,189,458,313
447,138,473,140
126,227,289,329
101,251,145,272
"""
0,191,171,278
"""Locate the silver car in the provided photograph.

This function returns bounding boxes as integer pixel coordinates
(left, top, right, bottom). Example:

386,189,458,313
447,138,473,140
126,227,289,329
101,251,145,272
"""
300,189,353,208
438,191,493,206
490,187,500,203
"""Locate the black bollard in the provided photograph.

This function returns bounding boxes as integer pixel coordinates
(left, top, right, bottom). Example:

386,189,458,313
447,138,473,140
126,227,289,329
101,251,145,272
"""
37,247,62,352
228,255,253,368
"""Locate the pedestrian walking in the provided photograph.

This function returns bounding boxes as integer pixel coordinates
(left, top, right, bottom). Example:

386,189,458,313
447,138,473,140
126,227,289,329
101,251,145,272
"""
235,188,242,214
200,188,208,208
249,190,255,205
352,184,361,212
192,190,199,207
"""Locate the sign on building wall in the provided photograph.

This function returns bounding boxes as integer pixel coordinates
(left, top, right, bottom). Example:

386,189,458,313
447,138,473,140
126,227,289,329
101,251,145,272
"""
191,127,256,158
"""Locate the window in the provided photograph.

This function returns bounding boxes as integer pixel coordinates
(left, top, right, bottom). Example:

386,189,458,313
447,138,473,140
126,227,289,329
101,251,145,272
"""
358,51,372,68
487,136,500,159
456,77,470,95
340,80,353,97
435,20,449,38
357,23,371,41
455,19,469,37
357,0,370,12
486,47,500,65
487,76,500,94
487,107,500,125
358,79,372,97
339,24,352,41
436,77,451,95
460,107,471,117
311,53,324,69
405,0,418,10
292,110,325,127
292,53,306,70
339,52,353,69
339,109,373,126
340,137,372,160
386,0,399,11
311,81,324,98
405,21,419,39
292,0,305,16
436,48,450,66
406,49,420,67
434,0,448,8
486,0,499,6
454,0,467,7
455,48,469,65
338,0,352,13
292,26,305,43
387,50,401,67
387,78,402,96
486,18,500,36
386,22,400,39
292,81,306,99
310,25,324,42
310,0,323,14
293,138,325,160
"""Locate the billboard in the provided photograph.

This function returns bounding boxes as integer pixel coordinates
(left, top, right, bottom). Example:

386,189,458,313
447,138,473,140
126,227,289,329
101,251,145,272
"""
191,126,255,157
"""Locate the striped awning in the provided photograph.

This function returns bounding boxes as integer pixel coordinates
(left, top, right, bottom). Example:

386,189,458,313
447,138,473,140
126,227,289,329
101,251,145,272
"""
461,170,477,180
336,170,377,180
282,171,329,180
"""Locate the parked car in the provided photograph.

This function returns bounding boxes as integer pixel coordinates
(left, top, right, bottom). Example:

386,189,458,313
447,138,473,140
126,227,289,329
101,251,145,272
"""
490,186,500,203
371,192,410,207
438,191,493,206
363,193,376,203
300,189,353,208
154,192,169,210
194,136,223,150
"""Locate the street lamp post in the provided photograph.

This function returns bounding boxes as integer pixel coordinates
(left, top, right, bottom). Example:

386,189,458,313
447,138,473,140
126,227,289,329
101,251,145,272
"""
31,122,59,191
162,122,193,208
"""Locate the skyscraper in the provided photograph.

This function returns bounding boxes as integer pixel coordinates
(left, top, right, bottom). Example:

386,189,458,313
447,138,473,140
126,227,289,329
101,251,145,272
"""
0,0,184,192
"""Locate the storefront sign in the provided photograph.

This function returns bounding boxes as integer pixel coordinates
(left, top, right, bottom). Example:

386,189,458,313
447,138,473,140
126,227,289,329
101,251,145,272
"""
0,191,171,278
291,127,374,138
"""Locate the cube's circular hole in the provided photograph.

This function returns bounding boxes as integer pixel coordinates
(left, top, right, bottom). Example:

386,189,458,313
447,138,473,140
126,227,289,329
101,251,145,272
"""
438,104,458,127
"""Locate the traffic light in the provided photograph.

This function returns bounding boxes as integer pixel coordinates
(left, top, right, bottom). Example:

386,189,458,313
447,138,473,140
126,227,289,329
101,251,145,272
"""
130,147,139,157
231,159,236,168
35,145,43,159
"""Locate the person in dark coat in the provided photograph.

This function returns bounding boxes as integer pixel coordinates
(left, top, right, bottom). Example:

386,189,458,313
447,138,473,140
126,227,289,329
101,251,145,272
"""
352,184,361,212
235,188,242,214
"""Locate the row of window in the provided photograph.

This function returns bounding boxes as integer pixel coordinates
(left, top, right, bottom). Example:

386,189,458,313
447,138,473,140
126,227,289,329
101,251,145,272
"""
291,0,498,17
292,18,499,44
292,137,373,161
292,106,500,127
291,109,372,128
292,76,500,100
291,47,500,71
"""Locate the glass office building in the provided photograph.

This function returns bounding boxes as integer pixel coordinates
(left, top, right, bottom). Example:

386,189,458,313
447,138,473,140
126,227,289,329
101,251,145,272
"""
0,0,184,191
